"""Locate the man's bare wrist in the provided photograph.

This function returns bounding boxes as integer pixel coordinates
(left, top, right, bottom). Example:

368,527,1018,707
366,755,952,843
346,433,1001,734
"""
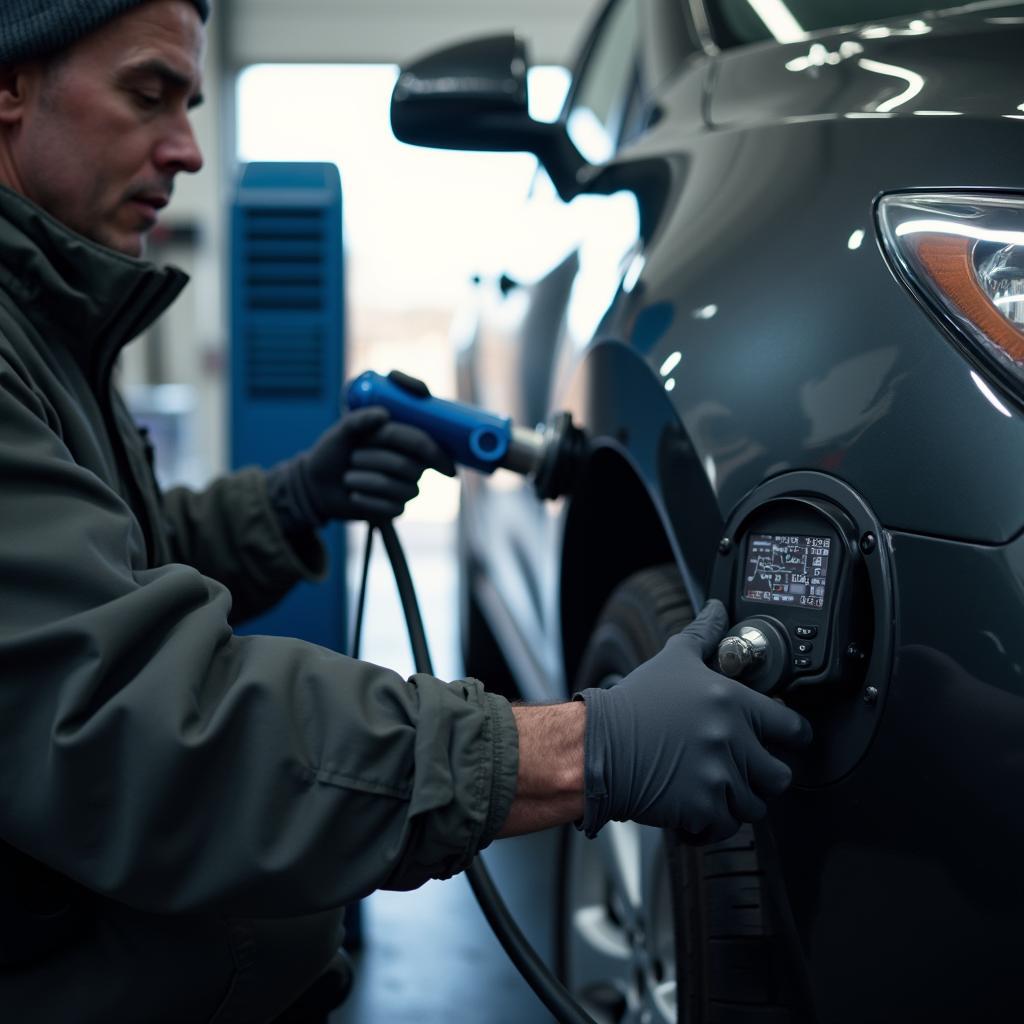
498,702,586,837
513,702,585,797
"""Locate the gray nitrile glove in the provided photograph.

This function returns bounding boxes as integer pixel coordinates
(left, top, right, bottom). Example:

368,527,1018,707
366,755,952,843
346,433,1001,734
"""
575,599,812,843
267,373,456,530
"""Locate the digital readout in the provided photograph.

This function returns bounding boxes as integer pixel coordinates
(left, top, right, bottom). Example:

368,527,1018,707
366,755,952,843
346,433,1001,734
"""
743,534,832,609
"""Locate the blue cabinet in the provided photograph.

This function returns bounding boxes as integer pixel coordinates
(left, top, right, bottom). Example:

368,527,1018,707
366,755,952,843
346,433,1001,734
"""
230,162,347,651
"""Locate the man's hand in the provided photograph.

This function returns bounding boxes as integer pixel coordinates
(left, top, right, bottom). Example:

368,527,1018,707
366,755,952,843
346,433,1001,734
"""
575,599,812,842
266,374,456,531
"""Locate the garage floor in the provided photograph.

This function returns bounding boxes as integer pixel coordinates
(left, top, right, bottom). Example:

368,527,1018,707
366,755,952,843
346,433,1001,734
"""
333,522,558,1024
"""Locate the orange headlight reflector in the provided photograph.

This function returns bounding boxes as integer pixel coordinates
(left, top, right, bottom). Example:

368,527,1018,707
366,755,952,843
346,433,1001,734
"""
878,193,1024,391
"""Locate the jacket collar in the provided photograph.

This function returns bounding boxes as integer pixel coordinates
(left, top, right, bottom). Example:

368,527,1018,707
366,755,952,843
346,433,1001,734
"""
0,186,189,383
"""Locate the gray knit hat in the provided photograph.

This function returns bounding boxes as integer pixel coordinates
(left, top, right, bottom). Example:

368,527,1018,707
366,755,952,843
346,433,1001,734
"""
0,0,210,66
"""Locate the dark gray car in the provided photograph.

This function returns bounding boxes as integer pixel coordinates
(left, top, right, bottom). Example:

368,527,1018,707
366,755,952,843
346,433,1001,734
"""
392,1,1024,1020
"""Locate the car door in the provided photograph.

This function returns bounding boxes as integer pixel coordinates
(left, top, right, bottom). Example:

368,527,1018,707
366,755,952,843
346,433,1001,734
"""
458,0,659,700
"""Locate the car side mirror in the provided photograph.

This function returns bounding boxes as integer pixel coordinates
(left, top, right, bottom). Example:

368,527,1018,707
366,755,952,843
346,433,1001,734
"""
390,34,589,202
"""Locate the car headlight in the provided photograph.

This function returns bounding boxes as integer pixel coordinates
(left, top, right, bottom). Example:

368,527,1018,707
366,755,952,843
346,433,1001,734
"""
877,192,1024,397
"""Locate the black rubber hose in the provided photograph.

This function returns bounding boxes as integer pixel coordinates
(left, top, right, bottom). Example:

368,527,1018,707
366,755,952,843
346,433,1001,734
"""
350,524,375,660
463,852,596,1024
378,523,434,675
374,522,597,1024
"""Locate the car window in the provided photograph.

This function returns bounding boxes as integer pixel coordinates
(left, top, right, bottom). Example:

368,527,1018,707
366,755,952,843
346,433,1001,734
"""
707,0,969,46
566,0,642,164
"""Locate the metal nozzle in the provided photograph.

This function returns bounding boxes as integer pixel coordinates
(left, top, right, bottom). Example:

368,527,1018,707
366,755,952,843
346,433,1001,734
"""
504,425,548,476
497,413,586,501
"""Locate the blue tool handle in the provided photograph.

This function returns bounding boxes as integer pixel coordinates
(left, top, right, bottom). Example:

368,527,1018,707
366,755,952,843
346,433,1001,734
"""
346,371,512,474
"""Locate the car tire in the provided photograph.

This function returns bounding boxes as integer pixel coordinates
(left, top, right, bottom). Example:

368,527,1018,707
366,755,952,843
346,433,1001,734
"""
557,564,795,1024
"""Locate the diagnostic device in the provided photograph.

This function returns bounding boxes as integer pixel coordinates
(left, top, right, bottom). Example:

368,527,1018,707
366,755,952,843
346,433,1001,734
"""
717,500,868,699
709,472,894,785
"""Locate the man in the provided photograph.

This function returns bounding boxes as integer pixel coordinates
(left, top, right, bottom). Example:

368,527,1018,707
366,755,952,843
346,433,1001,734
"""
0,1,811,1020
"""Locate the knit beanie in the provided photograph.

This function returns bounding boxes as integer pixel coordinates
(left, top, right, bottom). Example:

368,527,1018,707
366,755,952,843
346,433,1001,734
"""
0,0,210,66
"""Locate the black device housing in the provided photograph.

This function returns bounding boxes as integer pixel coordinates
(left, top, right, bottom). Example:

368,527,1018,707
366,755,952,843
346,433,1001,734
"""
727,499,873,702
710,472,893,787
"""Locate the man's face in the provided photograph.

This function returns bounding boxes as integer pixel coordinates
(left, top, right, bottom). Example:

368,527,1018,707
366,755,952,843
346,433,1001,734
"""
5,0,205,256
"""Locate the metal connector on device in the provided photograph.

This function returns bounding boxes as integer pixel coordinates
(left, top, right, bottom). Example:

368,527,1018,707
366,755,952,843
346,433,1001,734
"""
505,425,547,477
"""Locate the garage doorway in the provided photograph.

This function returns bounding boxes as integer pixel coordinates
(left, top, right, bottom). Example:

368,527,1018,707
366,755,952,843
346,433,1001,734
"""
237,63,570,677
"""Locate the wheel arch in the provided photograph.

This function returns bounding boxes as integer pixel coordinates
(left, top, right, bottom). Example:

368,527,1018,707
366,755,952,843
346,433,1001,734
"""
556,337,726,692
559,445,680,691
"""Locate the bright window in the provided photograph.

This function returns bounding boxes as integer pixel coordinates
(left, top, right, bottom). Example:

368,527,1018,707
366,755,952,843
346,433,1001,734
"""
237,64,570,522
238,64,570,312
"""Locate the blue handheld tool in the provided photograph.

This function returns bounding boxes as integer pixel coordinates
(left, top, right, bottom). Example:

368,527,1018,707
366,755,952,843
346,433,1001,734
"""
347,370,545,476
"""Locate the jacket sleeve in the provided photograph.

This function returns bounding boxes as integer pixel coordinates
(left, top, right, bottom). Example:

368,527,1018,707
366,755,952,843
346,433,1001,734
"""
160,469,325,624
0,361,519,916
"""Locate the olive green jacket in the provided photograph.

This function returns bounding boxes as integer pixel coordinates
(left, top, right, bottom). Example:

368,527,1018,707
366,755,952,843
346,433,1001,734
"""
0,187,518,1021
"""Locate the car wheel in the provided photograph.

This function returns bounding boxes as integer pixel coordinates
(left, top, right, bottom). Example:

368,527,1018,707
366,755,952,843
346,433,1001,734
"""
558,564,795,1024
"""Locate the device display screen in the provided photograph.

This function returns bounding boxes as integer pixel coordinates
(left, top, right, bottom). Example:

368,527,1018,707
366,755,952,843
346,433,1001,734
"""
743,534,833,609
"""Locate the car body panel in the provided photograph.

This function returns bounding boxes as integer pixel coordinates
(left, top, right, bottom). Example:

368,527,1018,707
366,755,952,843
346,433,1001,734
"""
461,6,1024,670
452,1,1024,1015
618,110,1024,542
